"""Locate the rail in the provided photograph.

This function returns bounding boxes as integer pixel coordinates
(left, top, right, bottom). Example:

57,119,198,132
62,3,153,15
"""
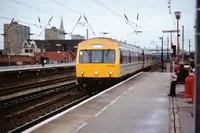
0,73,75,96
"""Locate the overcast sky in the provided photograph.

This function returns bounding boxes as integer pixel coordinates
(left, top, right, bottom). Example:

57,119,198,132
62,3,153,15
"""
0,0,196,51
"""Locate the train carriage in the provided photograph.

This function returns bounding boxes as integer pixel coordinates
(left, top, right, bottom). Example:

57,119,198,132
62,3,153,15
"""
76,37,153,94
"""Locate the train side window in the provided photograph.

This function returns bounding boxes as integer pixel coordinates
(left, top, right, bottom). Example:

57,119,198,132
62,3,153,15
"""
138,55,140,62
126,50,129,63
129,50,131,63
131,52,134,63
123,50,126,63
123,50,126,64
120,50,123,64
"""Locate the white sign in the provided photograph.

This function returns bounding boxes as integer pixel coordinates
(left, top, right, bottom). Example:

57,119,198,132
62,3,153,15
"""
92,44,103,48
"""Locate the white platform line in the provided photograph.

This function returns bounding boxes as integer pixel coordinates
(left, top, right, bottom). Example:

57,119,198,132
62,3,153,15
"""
95,89,129,117
22,72,143,133
71,122,88,133
94,106,108,117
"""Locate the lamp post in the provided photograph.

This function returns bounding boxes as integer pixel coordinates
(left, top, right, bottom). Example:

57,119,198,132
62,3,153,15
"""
56,44,61,64
174,11,181,64
159,36,164,72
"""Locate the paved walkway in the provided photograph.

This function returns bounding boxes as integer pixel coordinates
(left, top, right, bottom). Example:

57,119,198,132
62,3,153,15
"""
169,84,194,133
75,72,170,133
24,72,171,133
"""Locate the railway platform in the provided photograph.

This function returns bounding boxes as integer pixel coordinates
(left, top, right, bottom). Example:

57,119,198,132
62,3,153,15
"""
171,84,194,133
0,63,75,73
23,72,177,133
0,63,76,89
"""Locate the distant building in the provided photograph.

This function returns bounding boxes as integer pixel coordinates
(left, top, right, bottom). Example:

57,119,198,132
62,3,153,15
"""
71,34,85,40
45,18,65,40
21,39,85,63
3,22,30,55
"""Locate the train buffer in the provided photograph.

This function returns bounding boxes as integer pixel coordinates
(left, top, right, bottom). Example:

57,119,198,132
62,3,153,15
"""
23,72,190,133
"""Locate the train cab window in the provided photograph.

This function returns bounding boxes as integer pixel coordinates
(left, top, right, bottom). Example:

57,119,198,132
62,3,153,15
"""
91,50,103,63
79,49,115,63
104,49,115,63
79,50,90,63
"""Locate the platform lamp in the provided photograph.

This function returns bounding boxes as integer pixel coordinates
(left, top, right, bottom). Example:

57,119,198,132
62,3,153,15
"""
174,11,181,64
159,36,164,72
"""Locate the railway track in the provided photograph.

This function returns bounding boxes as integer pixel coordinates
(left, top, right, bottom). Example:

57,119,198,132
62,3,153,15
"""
0,80,82,133
0,80,76,110
149,62,162,72
0,67,160,133
8,95,89,133
0,72,75,97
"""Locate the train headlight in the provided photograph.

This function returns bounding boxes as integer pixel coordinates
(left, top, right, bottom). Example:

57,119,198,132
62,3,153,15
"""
80,71,84,75
109,72,113,75
94,71,98,75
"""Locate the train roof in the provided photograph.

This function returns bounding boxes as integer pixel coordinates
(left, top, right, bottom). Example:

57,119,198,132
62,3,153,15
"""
87,37,142,50
84,37,152,54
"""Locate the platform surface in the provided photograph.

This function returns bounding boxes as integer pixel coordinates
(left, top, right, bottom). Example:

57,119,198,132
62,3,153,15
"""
176,84,194,133
24,72,171,133
0,63,75,72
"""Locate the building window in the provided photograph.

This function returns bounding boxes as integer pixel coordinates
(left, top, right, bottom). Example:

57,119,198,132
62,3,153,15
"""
30,49,33,53
25,49,29,53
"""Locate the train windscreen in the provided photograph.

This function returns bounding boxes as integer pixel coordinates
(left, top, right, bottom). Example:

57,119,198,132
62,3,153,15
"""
79,49,115,63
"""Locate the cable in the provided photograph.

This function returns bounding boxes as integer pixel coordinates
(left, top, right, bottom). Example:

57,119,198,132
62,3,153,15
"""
84,15,96,36
124,13,136,32
10,0,61,18
69,16,82,35
92,0,126,22
92,0,139,34
0,16,41,28
136,7,139,29
38,16,53,37
52,0,81,15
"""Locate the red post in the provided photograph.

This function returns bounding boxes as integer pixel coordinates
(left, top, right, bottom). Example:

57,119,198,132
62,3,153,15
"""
162,30,179,72
177,18,180,64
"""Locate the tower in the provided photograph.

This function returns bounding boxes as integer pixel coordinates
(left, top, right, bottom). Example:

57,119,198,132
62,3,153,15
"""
59,17,65,39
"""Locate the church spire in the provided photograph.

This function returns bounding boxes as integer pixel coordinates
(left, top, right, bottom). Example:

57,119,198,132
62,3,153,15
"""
60,17,64,32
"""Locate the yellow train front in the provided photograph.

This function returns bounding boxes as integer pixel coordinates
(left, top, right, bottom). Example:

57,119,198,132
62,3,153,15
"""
76,37,152,94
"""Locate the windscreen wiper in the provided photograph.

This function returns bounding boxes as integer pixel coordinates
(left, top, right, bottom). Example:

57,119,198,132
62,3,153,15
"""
105,49,110,57
84,49,91,56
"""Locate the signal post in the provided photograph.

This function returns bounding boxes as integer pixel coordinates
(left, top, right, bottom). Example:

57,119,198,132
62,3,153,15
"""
162,30,179,73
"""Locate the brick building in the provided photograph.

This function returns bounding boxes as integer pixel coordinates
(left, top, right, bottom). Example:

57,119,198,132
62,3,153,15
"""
21,39,84,64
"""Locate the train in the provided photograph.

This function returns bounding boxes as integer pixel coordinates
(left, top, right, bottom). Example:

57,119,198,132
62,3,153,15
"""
76,37,159,94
